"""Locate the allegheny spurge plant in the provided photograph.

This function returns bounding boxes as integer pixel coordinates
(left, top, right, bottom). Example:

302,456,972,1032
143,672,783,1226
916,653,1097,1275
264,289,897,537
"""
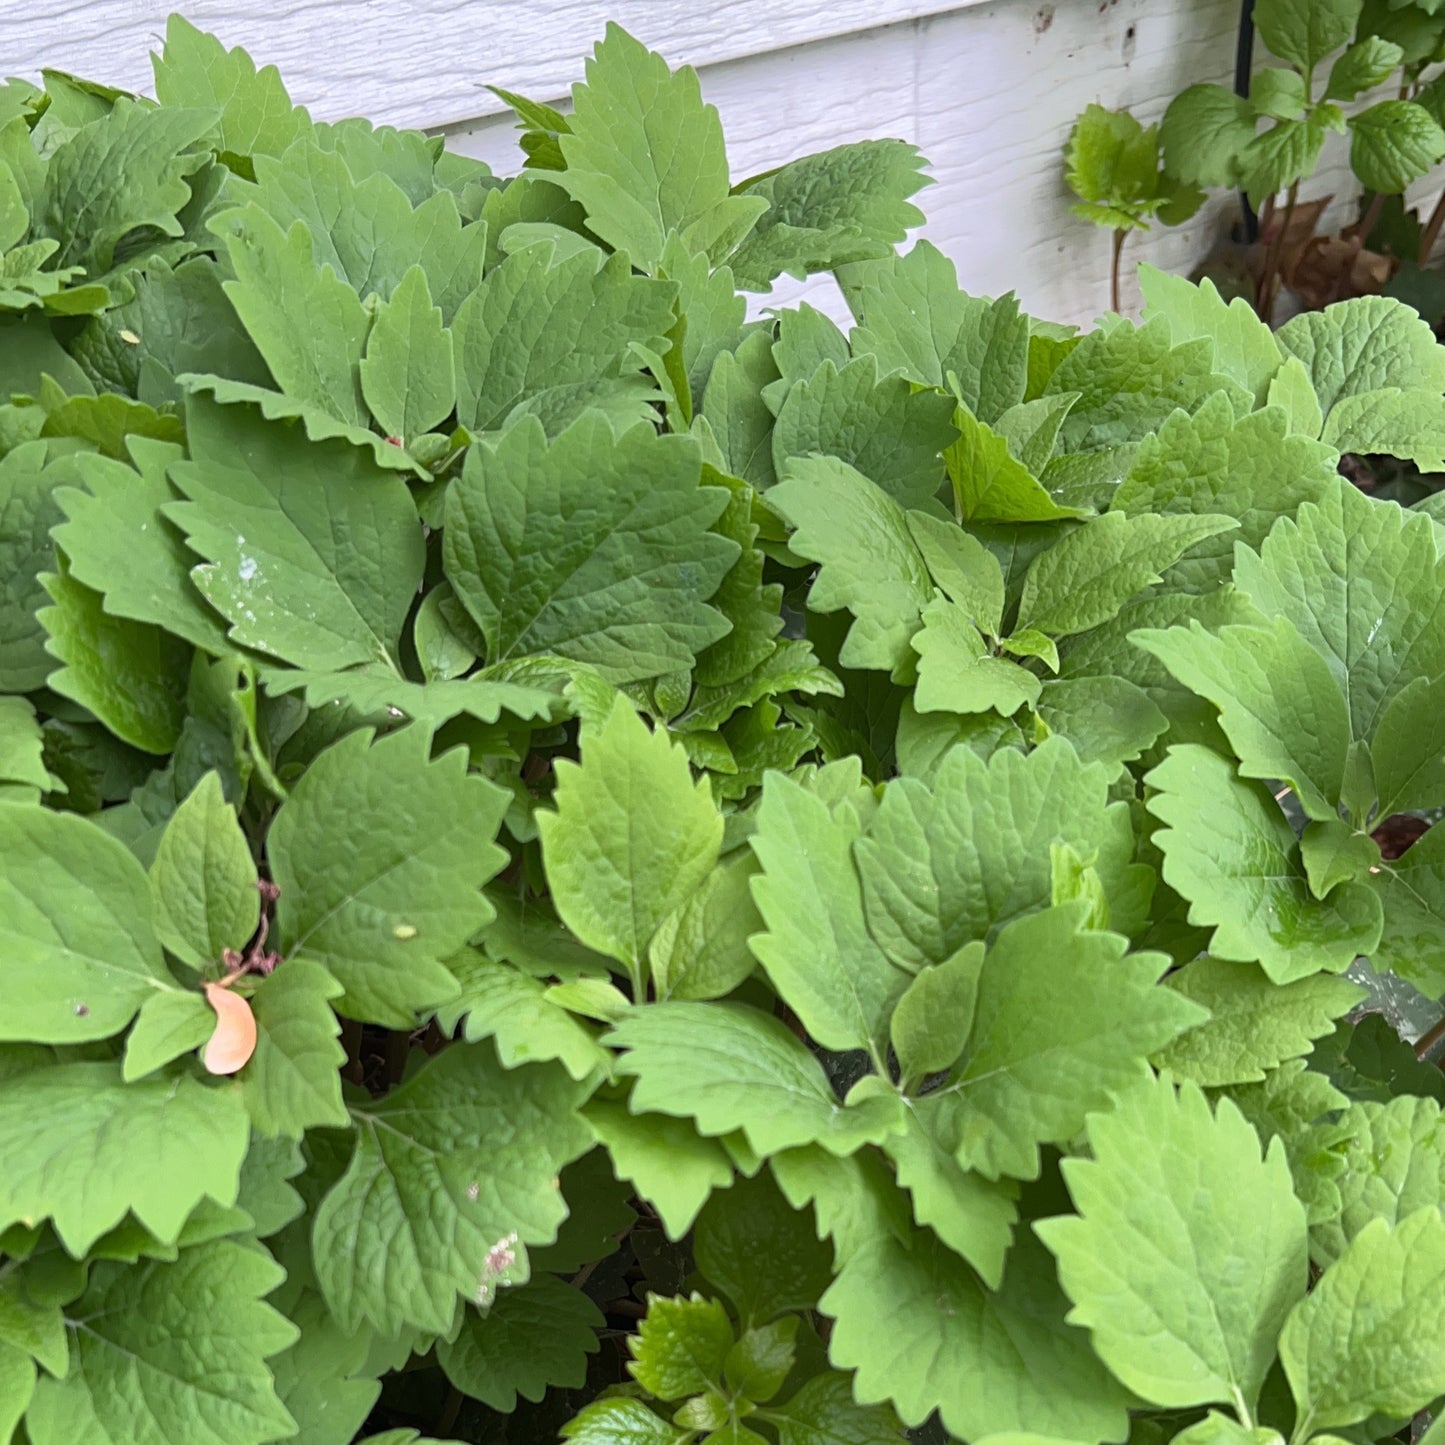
5,14,1445,1445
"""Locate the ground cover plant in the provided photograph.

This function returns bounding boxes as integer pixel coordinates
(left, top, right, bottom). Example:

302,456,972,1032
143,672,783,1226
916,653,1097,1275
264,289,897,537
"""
8,14,1445,1445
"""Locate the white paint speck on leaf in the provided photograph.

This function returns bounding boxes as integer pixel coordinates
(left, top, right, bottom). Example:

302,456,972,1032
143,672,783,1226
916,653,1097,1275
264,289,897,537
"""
238,556,258,582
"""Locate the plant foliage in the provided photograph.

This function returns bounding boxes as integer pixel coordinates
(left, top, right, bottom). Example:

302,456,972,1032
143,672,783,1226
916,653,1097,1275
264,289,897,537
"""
4,14,1445,1445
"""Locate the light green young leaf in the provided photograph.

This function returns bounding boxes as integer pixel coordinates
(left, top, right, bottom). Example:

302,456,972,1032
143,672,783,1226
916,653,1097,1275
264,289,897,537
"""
444,414,736,683
1374,674,1445,819
936,904,1203,1180
166,393,425,672
147,771,259,970
557,25,764,271
1312,1097,1445,1266
561,1397,687,1444
1132,618,1349,820
359,263,455,440
1368,822,1445,993
1016,511,1237,639
451,243,674,432
771,355,955,509
313,1042,591,1336
1267,355,1324,437
822,1229,1130,1442
0,1060,247,1254
437,949,611,1083
1326,36,1405,101
1322,387,1445,471
769,455,932,676
1137,267,1281,406
890,943,982,1082
658,235,747,404
628,1293,733,1399
25,1241,297,1445
910,598,1042,717
1034,675,1168,772
608,1001,905,1158
0,441,70,692
944,404,1080,524
38,559,189,755
584,1098,734,1240
538,695,721,982
906,510,1006,635
121,988,216,1082
855,736,1149,971
729,140,929,291
439,1272,602,1411
268,727,509,1026
649,850,760,1002
1145,745,1382,983
848,241,1028,422
1350,100,1445,194
768,1374,905,1445
1280,1210,1445,1435
1254,0,1362,78
1159,84,1258,187
1038,1075,1308,1413
213,204,371,429
52,442,231,655
700,330,780,490
1154,956,1364,1086
241,958,347,1137
1300,818,1380,900
1,804,176,1044
1232,478,1445,745
151,15,311,159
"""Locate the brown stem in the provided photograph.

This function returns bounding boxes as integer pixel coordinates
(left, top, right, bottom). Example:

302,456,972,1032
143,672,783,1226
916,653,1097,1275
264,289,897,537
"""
1257,180,1300,324
1419,189,1445,265
1415,1013,1445,1060
384,1028,412,1088
1349,190,1386,245
1110,228,1126,315
435,1385,464,1435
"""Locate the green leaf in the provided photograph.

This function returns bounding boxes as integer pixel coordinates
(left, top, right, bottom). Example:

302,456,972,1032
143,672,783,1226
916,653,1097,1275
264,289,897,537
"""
0,441,69,692
266,1283,380,1445
1312,1097,1445,1266
1300,818,1381,899
769,455,932,676
768,1373,905,1445
437,949,611,1083
151,15,311,159
121,988,216,1082
313,1042,591,1335
1144,745,1383,982
628,1293,733,1399
855,736,1149,972
0,694,54,798
1133,618,1348,820
694,1170,835,1327
1367,821,1445,991
562,1397,686,1444
452,243,674,433
848,241,1028,422
890,943,981,1081
933,904,1203,1180
439,1272,602,1410
241,958,347,1137
1154,956,1364,1086
1160,85,1257,187
608,1001,905,1158
1232,479,1445,746
26,1241,297,1445
213,204,370,429
584,1098,733,1240
38,558,190,754
1280,1210,1445,1435
1064,104,1162,215
1,804,176,1044
444,414,735,682
648,850,760,1003
1251,68,1308,121
907,511,1006,635
166,393,425,671
40,99,215,277
1326,36,1405,102
1255,0,1362,77
822,1229,1130,1441
359,263,456,440
725,1316,797,1402
1016,511,1237,639
1034,675,1168,772
771,355,955,510
538,694,722,983
1038,1074,1308,1412
944,405,1080,524
749,769,908,1056
1322,387,1445,471
0,1059,248,1253
557,25,764,272
729,140,929,292
910,598,1042,717
1350,100,1445,194
268,727,509,1026
147,771,259,969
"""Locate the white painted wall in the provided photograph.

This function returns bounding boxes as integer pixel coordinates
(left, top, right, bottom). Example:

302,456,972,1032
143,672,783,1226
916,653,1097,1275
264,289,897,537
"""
4,0,1410,327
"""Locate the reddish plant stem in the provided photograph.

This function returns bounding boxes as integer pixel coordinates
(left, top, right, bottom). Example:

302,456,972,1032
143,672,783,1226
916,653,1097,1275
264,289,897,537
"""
1257,180,1299,323
1110,228,1126,315
1419,189,1445,266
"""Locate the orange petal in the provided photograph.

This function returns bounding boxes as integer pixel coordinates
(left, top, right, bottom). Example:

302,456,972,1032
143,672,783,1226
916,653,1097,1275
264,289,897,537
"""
203,982,257,1075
